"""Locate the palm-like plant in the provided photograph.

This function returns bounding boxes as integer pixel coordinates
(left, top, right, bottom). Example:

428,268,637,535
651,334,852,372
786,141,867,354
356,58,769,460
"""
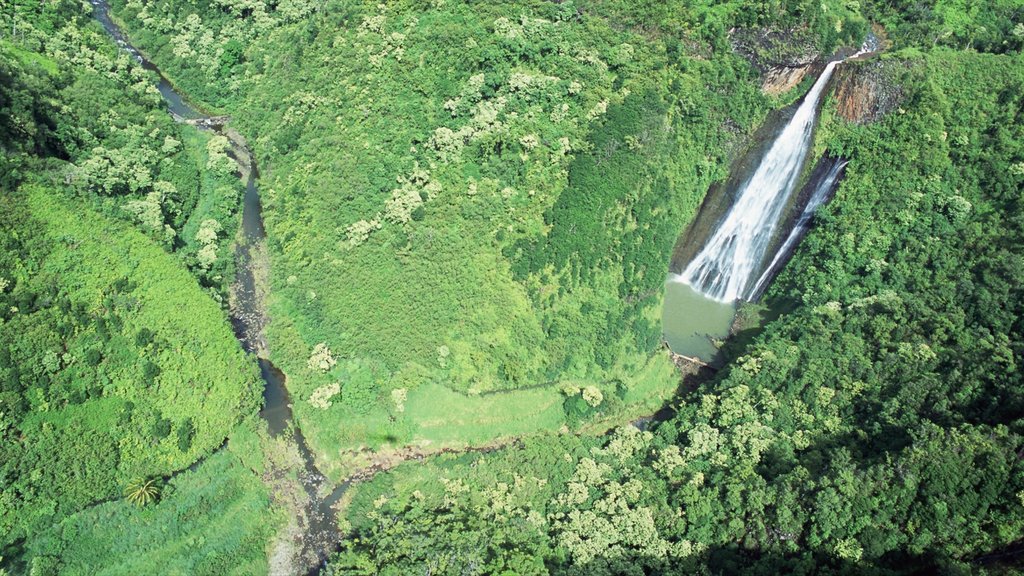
125,477,162,506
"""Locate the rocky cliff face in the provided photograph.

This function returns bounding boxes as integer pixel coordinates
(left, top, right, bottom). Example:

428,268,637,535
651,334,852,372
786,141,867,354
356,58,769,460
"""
730,26,821,95
830,59,904,124
760,64,815,95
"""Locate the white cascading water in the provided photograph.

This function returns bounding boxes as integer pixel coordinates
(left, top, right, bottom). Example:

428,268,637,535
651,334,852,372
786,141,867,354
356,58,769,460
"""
676,50,864,302
747,158,848,300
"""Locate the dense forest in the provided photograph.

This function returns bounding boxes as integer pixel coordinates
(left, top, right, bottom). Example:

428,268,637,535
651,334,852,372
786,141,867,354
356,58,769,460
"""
1,0,1022,574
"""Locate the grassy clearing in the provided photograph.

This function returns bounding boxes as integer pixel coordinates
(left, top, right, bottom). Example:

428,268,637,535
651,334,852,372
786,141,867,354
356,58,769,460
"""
298,351,681,482
406,382,565,444
21,447,283,576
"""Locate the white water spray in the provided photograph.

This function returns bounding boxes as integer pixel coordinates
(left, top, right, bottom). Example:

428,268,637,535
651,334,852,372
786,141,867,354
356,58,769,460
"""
676,48,866,302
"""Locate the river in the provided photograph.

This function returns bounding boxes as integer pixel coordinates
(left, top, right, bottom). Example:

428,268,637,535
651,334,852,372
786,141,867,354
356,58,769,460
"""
90,1,345,572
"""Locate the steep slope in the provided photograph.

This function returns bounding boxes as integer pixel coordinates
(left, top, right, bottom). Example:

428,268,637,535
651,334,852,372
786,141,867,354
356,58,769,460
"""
108,0,866,477
0,5,271,564
0,187,262,545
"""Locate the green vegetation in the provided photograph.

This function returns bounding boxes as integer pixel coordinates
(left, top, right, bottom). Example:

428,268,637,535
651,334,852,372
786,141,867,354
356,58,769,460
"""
0,1,274,571
4,0,1024,573
22,448,282,576
106,0,867,476
866,0,1024,53
124,478,162,507
0,186,261,549
325,22,1024,576
0,5,246,301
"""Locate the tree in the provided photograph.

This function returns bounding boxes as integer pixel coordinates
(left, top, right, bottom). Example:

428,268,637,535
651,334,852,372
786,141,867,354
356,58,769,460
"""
125,478,162,506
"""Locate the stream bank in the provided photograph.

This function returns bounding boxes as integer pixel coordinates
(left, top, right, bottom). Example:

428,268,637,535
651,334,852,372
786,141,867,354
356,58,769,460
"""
91,2,345,573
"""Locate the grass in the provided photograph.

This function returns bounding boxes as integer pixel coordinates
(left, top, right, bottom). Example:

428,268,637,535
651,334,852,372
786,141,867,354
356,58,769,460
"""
294,380,566,482
618,353,679,409
3,40,60,74
298,352,681,482
21,448,283,576
406,382,566,445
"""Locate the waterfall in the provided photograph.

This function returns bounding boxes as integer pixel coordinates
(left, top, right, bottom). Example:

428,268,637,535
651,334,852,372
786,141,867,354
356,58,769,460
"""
675,50,863,302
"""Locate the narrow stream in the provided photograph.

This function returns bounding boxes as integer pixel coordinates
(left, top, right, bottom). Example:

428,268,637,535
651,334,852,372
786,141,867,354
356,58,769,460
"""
91,1,344,571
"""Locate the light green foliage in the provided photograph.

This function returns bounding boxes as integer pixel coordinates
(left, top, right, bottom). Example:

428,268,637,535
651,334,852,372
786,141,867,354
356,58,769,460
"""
124,478,162,507
205,135,235,175
390,387,407,413
309,381,341,410
122,182,177,241
108,0,791,468
546,428,696,571
21,450,282,576
345,217,380,247
0,188,261,546
306,341,336,372
195,218,222,269
1,5,246,297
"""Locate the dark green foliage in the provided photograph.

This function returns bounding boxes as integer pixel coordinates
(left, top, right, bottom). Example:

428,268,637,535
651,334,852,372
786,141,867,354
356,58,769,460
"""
562,394,596,428
0,42,65,185
218,38,244,78
141,359,161,382
176,419,196,452
512,90,669,283
152,417,172,440
83,348,102,366
865,0,1024,53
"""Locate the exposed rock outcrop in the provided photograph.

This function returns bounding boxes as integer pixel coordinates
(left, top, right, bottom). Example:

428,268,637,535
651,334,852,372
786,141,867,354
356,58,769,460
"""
730,26,821,95
730,26,821,69
761,64,814,95
830,59,904,124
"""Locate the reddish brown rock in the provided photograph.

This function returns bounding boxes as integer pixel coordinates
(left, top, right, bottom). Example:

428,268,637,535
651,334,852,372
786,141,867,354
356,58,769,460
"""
761,64,813,95
831,59,904,124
